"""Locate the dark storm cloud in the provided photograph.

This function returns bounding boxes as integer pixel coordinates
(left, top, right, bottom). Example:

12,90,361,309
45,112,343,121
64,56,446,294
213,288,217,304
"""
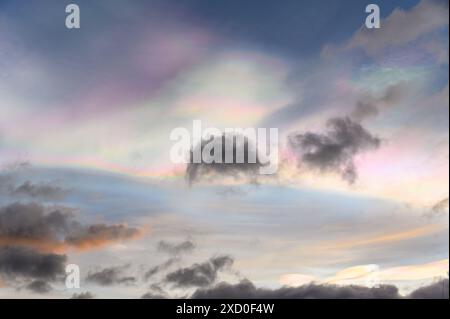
9,181,69,200
288,117,381,183
165,255,234,288
0,202,142,251
26,280,53,294
86,265,136,286
158,240,196,255
0,246,66,280
408,279,449,299
71,292,95,299
186,134,264,185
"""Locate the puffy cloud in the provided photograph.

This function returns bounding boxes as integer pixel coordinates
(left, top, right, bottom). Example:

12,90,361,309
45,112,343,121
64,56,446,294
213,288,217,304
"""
165,255,234,288
288,117,381,183
408,279,449,299
86,265,136,286
0,246,66,281
193,278,449,299
186,134,266,185
192,279,401,299
0,202,143,252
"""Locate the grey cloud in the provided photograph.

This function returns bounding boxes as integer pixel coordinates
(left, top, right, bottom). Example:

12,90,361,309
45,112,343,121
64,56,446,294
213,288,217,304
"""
192,279,401,299
0,202,141,250
351,83,407,122
165,255,234,288
158,240,196,256
186,134,265,185
0,202,74,243
10,181,69,200
145,257,179,280
86,265,136,286
408,279,449,299
192,278,449,299
288,117,381,183
71,292,95,299
26,279,53,294
0,246,66,281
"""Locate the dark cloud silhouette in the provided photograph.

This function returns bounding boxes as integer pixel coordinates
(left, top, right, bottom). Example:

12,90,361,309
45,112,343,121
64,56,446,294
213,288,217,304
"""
71,292,95,299
192,279,400,299
86,265,136,286
192,278,450,299
186,134,265,185
408,279,449,299
158,240,196,255
10,181,68,200
0,246,66,280
26,279,53,294
0,202,142,251
165,255,234,288
288,117,381,183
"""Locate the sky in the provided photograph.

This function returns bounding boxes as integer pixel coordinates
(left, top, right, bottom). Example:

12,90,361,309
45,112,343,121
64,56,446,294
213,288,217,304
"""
0,0,448,298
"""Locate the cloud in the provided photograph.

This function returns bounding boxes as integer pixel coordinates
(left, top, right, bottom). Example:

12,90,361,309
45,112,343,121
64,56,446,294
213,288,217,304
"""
145,257,179,280
165,255,234,288
432,197,449,214
192,278,449,299
288,117,381,183
0,202,143,252
71,292,94,299
26,279,53,294
351,83,407,122
158,240,196,255
9,181,68,200
65,224,143,251
0,246,66,281
408,279,449,299
86,265,136,286
347,0,449,56
192,279,401,299
186,134,265,185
